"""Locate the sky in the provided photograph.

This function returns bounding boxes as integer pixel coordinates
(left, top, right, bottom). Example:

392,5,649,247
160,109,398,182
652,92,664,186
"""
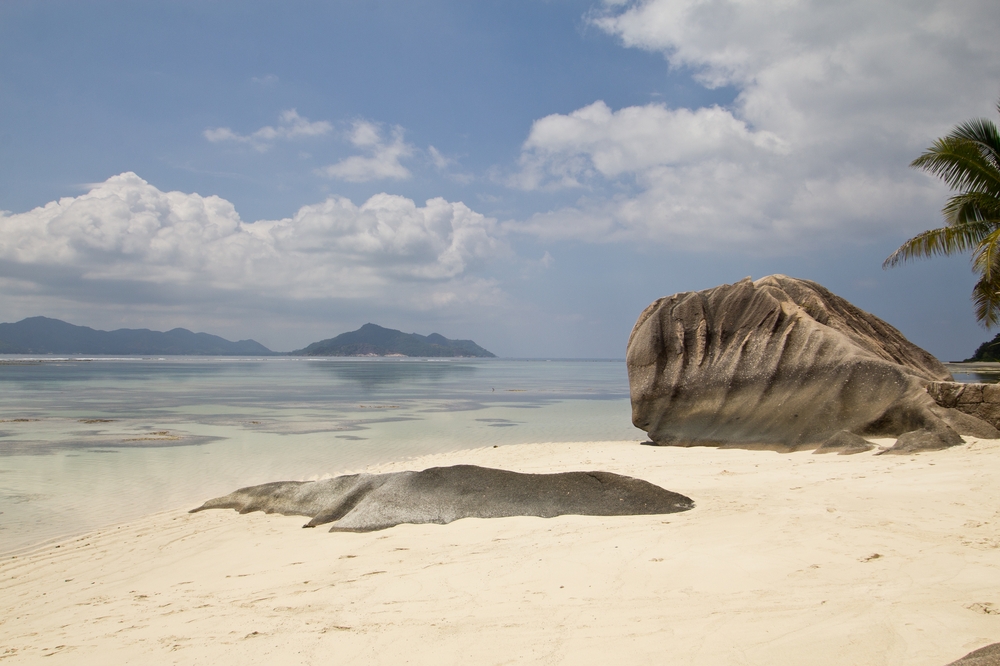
1,0,999,359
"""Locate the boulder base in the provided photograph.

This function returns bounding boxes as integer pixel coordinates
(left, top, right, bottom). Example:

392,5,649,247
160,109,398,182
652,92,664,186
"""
627,275,997,453
946,643,1000,666
927,381,1000,429
812,430,875,455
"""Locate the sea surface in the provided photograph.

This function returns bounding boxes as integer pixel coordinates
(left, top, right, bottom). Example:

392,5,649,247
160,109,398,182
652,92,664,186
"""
943,362,1000,384
0,356,642,555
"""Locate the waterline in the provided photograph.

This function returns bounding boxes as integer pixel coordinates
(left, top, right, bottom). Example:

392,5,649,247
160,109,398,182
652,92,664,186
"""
0,357,642,554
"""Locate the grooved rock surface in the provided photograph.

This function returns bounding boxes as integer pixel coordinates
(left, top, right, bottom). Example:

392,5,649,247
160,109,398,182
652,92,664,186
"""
627,275,996,453
191,464,694,532
946,643,1000,666
928,381,1000,429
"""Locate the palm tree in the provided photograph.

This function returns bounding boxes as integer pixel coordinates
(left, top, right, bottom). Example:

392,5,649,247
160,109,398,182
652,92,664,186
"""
884,100,1000,326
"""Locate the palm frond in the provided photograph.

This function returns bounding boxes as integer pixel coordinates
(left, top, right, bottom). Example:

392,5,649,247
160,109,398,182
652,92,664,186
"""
892,100,1000,327
942,193,1000,226
951,117,1000,171
973,274,1000,328
972,227,1000,285
911,136,1000,194
882,221,992,268
971,225,1000,327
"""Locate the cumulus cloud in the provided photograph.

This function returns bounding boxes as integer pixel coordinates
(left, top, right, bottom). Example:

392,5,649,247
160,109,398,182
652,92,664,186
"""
512,100,786,189
508,0,1000,251
0,173,506,306
204,109,332,152
318,121,414,182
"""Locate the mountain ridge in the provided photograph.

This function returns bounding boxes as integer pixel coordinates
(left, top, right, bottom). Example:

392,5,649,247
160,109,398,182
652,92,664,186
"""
292,323,495,357
0,317,274,355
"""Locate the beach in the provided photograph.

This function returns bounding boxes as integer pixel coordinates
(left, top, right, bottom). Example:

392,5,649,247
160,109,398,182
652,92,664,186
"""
3,437,1000,665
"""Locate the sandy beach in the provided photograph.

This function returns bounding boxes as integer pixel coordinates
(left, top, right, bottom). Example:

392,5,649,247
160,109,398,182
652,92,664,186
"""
3,437,1000,665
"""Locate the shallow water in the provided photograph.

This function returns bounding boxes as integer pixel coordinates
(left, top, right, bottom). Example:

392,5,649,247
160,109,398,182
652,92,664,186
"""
0,356,642,554
944,362,1000,384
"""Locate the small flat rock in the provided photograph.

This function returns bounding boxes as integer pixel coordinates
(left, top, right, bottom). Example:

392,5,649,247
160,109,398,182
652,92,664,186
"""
191,464,695,532
813,430,874,455
883,425,965,455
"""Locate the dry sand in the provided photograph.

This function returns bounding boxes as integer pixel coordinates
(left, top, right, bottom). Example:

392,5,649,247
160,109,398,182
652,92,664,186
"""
2,438,1000,665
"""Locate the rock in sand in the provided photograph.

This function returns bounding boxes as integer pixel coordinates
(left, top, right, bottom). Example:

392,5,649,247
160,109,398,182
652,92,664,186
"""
191,464,695,531
627,275,998,454
946,643,1000,666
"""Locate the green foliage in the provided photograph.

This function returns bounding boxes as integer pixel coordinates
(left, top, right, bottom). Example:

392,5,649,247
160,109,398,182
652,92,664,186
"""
884,101,1000,326
292,323,496,357
966,331,1000,362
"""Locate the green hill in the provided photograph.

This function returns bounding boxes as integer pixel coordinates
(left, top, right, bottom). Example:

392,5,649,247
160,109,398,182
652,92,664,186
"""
293,323,495,357
967,332,1000,362
0,316,274,355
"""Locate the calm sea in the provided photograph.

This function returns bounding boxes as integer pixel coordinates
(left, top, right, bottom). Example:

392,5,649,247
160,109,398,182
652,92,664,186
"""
0,357,642,555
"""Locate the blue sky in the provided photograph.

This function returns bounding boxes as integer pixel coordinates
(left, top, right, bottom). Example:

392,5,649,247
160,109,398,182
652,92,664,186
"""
1,0,999,358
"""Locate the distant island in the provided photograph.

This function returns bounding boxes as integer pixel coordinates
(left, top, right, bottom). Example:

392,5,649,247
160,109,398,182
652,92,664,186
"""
0,318,495,358
967,332,1000,362
292,323,495,357
0,317,274,356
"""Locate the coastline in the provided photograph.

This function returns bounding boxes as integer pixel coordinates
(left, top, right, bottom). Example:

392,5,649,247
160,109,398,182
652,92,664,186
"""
3,438,1000,665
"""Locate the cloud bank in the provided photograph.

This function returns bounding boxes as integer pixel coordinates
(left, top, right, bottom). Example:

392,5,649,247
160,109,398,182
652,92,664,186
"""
508,0,1000,251
0,173,506,310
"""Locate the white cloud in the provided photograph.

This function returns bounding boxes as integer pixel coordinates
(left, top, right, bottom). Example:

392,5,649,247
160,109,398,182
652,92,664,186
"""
0,173,507,305
204,109,332,152
318,121,414,182
428,145,452,170
428,145,475,184
512,100,786,189
509,0,1000,251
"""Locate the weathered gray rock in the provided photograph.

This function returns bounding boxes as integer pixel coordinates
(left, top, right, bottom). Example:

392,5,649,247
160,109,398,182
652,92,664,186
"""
627,275,995,453
928,381,1000,430
813,430,875,455
191,464,694,532
946,643,1000,666
890,423,965,453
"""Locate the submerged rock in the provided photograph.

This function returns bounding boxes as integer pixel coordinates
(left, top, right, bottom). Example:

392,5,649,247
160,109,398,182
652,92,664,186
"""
627,275,997,454
191,464,694,532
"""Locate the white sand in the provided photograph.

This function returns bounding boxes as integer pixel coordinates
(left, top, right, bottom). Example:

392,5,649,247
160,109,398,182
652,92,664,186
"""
2,438,1000,665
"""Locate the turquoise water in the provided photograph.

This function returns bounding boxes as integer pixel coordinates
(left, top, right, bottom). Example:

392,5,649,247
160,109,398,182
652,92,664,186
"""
0,357,642,554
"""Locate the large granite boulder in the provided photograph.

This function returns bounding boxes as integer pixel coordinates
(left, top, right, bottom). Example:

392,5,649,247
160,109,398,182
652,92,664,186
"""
627,275,998,453
191,465,694,532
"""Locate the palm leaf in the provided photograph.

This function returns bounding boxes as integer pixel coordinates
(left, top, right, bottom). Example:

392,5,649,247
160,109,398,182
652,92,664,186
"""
911,136,1000,194
882,221,992,268
888,100,1000,326
973,274,1000,328
951,117,1000,171
943,192,1000,225
972,227,1000,285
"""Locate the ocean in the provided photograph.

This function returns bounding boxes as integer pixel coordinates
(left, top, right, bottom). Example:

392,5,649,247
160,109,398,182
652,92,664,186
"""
0,356,642,555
